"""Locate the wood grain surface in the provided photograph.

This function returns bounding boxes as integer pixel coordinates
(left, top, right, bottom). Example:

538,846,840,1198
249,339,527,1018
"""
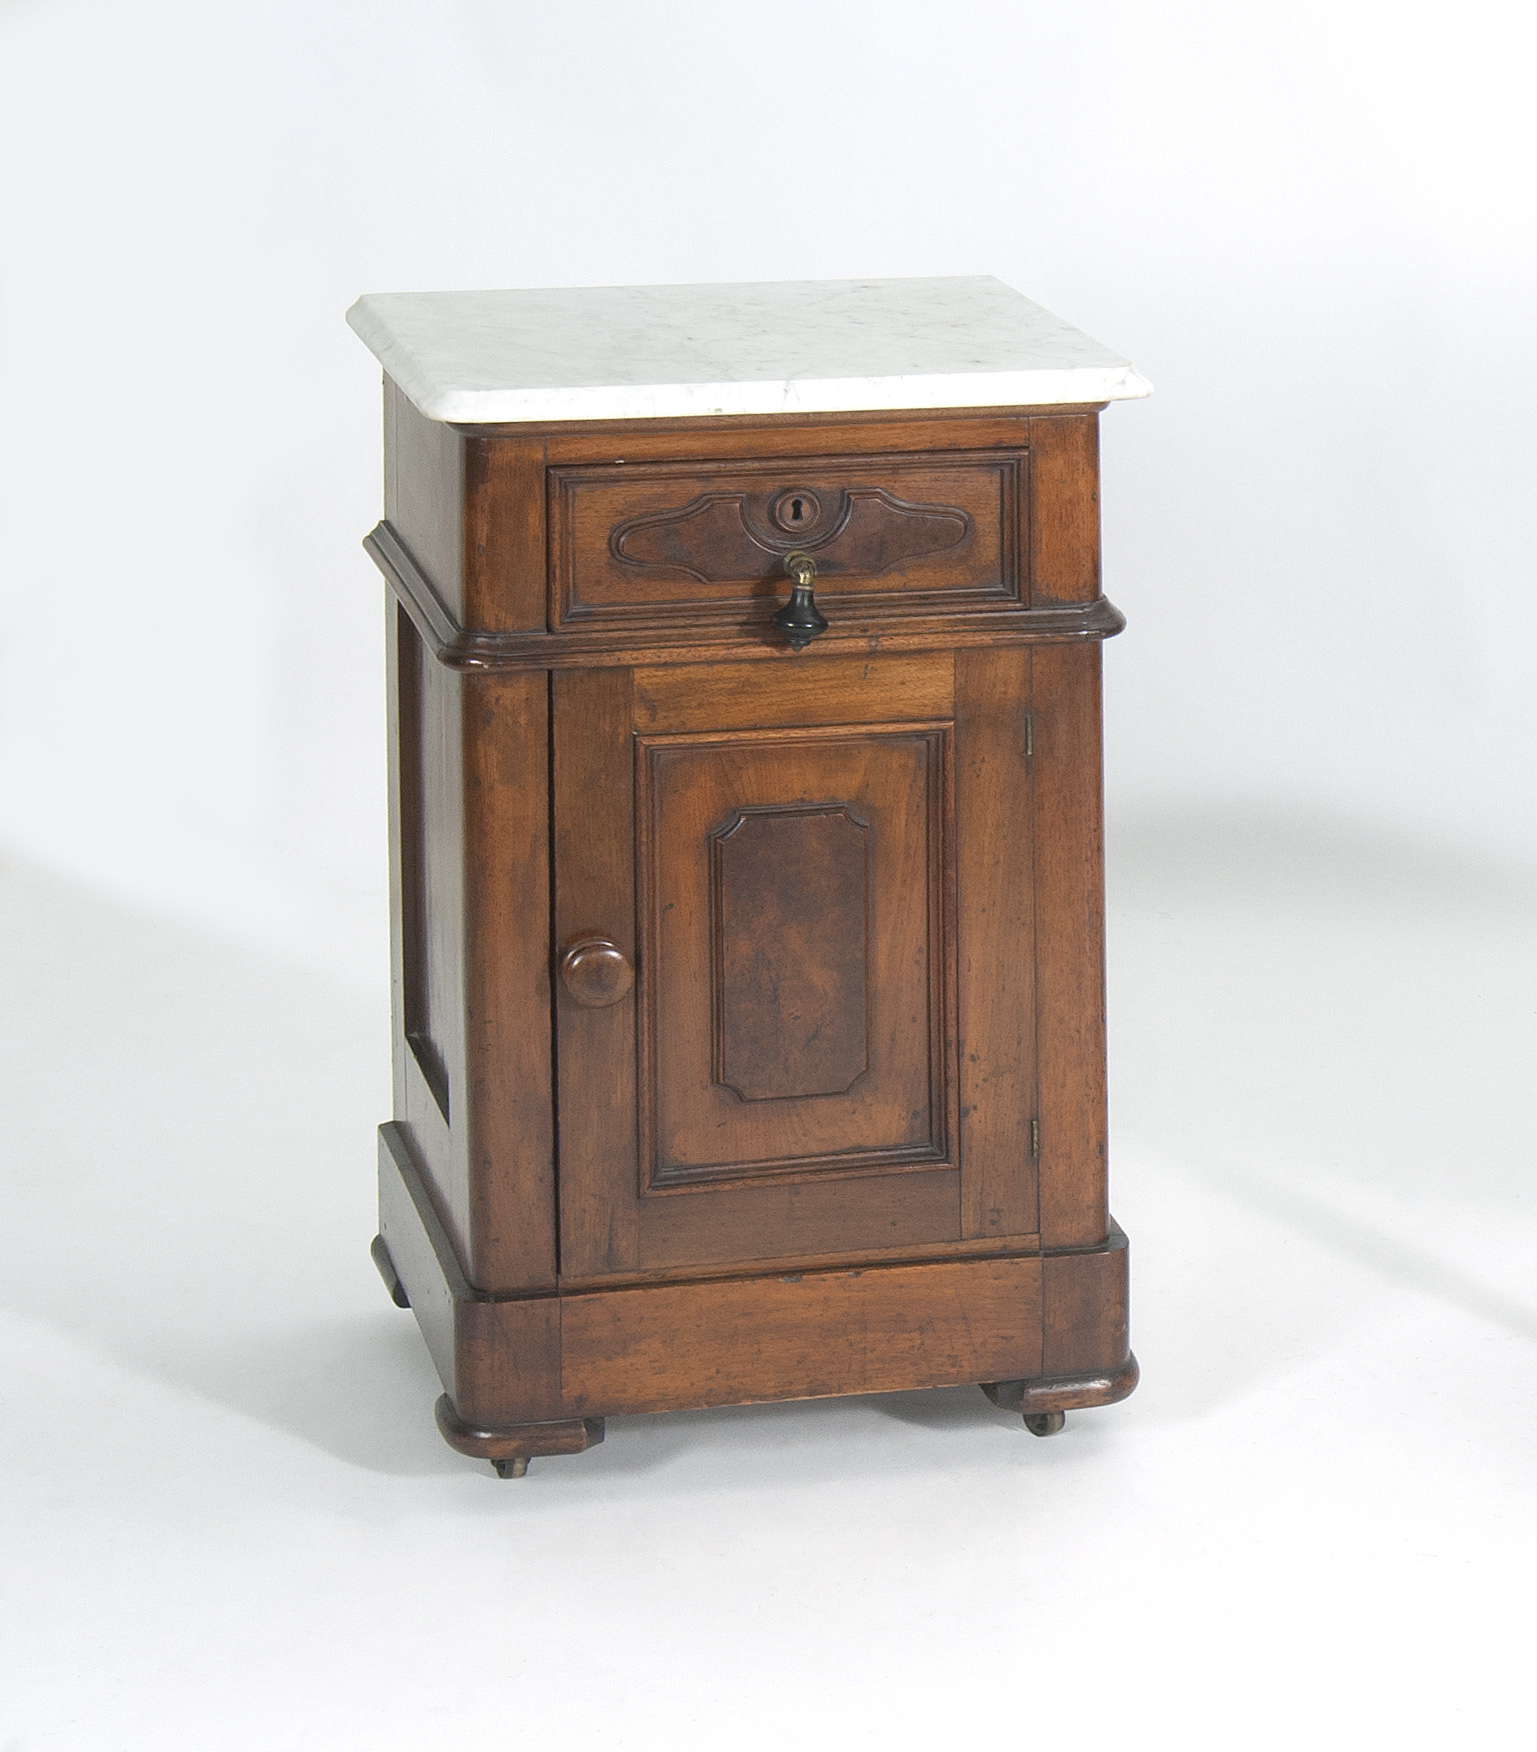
550,448,1023,631
372,385,1133,1457
560,1254,1045,1414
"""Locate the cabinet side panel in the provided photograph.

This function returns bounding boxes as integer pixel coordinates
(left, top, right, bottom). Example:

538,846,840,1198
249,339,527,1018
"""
462,672,557,1292
419,642,464,1123
956,646,1039,1240
378,1123,460,1399
386,602,411,1120
553,667,641,1275
389,604,468,1260
1027,412,1101,607
384,376,465,619
1032,642,1109,1247
394,609,450,1119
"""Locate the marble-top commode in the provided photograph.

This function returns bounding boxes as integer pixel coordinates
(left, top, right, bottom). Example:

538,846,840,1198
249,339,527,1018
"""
346,276,1151,425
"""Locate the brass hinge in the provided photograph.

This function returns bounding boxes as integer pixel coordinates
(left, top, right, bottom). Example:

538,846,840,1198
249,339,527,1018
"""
1030,1117,1040,1158
1023,714,1034,759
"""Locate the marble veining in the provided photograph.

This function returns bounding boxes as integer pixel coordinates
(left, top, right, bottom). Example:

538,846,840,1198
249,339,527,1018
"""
346,276,1151,424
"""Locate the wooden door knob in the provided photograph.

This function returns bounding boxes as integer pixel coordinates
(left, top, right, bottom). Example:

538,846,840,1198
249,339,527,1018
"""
559,936,634,1007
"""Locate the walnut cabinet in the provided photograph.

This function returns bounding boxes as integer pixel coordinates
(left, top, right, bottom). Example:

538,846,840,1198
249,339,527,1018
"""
362,358,1138,1475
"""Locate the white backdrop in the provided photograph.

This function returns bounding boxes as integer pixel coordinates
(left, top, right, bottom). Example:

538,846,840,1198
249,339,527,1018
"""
5,8,1537,1749
3,0,1533,989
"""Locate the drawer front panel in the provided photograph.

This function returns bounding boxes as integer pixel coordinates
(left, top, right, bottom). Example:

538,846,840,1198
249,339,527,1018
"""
549,449,1026,630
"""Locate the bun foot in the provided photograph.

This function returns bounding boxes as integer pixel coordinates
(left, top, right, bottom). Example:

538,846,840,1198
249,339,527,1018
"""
980,1353,1139,1431
434,1396,605,1475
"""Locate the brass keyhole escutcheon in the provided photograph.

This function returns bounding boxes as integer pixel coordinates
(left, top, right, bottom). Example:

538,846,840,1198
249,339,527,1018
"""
769,487,821,534
559,936,634,1007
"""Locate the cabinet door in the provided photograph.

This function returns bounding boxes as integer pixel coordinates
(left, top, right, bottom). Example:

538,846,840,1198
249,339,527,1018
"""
553,651,1038,1279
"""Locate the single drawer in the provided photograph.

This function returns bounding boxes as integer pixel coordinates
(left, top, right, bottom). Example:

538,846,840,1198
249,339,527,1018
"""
547,447,1027,632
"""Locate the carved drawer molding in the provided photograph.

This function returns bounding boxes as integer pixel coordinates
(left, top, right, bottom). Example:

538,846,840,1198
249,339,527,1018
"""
549,449,1028,631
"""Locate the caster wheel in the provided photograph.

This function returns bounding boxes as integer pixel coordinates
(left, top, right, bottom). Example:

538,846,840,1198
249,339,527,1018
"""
1024,1411,1066,1437
493,1456,530,1479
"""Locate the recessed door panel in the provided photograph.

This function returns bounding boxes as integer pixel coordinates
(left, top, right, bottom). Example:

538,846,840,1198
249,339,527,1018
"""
638,724,950,1186
552,654,1036,1282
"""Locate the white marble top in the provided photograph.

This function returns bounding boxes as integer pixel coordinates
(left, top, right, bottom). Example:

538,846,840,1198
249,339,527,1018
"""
345,276,1150,424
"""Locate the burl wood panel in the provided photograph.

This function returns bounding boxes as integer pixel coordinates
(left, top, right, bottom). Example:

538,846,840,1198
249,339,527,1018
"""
640,723,951,1185
550,449,1025,629
559,1254,1045,1415
711,804,870,1102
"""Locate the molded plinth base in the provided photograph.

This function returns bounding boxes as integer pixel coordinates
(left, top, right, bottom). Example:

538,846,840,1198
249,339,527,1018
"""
377,1124,1135,1472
